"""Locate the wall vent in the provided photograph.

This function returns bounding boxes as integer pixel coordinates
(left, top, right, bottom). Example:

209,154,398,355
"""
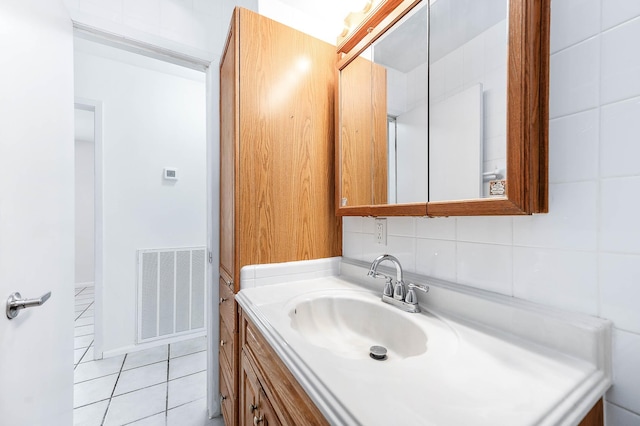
137,247,206,343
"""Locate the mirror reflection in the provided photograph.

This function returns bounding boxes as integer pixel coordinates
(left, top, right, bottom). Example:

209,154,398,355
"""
339,0,510,207
429,0,508,201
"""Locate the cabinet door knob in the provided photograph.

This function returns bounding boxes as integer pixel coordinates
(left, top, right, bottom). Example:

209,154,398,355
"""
226,280,233,288
253,415,264,425
220,394,227,402
220,297,227,304
220,340,226,347
250,403,258,413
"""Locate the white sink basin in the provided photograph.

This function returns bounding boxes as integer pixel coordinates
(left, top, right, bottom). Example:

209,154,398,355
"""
288,290,437,360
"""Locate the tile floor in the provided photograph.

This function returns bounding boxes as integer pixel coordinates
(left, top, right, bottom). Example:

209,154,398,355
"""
74,285,223,426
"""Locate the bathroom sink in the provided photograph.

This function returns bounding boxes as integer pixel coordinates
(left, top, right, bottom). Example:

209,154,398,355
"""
288,291,429,360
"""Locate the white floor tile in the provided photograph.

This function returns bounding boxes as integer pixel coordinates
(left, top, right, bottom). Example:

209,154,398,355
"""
80,347,95,364
75,347,91,365
75,355,124,384
75,325,95,337
167,398,222,426
123,345,169,370
170,336,207,358
75,316,94,327
73,399,109,426
169,351,206,380
167,371,207,409
103,383,167,426
74,373,118,408
75,335,94,350
115,362,168,396
126,412,167,426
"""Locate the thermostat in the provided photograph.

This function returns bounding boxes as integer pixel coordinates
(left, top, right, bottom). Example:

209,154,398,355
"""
164,168,178,180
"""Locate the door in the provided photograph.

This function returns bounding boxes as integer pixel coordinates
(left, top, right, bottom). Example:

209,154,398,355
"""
0,1,75,424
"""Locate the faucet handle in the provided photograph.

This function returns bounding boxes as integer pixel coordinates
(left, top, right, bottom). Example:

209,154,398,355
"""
393,281,405,301
405,283,429,305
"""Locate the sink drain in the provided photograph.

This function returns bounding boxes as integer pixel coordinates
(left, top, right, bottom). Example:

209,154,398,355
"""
369,345,388,361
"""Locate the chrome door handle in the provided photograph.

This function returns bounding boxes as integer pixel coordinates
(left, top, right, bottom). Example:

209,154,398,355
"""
6,291,51,319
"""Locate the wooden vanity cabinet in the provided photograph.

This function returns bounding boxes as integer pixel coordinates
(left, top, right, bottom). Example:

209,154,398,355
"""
218,7,341,425
240,308,328,426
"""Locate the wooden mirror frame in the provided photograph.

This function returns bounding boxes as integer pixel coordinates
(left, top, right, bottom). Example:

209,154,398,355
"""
335,0,550,217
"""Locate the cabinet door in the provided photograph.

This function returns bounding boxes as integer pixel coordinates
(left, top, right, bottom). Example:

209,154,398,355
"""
220,12,237,285
240,352,261,426
257,387,282,426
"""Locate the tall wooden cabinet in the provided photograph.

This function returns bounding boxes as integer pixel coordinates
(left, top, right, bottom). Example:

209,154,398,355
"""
219,7,341,425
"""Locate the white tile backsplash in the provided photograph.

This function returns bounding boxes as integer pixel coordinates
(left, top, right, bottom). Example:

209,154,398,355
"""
513,247,598,316
602,0,640,30
415,217,456,240
605,402,640,425
601,17,640,105
600,253,640,334
550,0,601,53
601,177,640,254
415,239,456,282
549,108,599,183
457,216,513,245
513,182,598,251
549,36,600,118
607,329,640,415
600,96,640,178
456,242,512,296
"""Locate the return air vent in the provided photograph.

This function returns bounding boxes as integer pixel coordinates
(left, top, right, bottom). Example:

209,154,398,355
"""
137,247,206,343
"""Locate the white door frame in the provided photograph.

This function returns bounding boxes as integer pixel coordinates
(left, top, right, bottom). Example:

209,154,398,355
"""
75,98,105,359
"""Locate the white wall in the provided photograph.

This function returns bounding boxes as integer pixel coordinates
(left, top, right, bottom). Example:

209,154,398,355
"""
75,134,95,285
74,39,207,354
343,2,640,423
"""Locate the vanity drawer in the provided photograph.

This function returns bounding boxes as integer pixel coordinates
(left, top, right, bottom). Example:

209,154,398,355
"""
219,361,235,426
241,310,328,426
219,277,236,332
219,314,236,376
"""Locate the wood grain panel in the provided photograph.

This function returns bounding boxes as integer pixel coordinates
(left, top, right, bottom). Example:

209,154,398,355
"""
340,54,373,207
238,8,341,265
242,312,329,426
578,399,604,426
220,10,238,284
219,363,235,426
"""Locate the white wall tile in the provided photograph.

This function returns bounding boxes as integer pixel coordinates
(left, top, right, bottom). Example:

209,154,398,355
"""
384,236,416,272
600,253,640,334
606,329,640,415
456,242,512,296
123,0,161,27
602,0,640,30
601,177,640,254
387,217,416,237
462,33,484,87
549,37,600,118
79,0,124,21
342,217,363,233
415,239,456,282
514,182,598,251
550,0,601,53
457,216,512,245
605,402,640,426
513,248,598,315
342,231,364,260
549,109,599,183
601,96,640,177
601,17,640,104
415,217,456,240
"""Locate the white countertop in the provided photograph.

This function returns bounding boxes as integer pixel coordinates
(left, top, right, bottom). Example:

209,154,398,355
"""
235,259,611,426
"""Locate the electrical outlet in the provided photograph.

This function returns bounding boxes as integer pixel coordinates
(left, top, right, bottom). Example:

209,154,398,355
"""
375,218,387,245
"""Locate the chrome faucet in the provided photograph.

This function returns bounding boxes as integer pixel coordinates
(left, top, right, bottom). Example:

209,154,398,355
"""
368,254,429,313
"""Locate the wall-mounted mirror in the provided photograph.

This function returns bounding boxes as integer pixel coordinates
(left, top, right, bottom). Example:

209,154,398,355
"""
336,0,549,216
